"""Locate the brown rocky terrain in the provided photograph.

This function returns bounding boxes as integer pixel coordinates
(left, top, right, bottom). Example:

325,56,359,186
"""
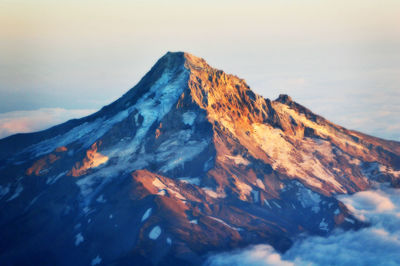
0,52,399,265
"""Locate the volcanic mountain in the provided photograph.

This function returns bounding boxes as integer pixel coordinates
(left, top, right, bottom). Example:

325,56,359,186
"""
0,52,399,265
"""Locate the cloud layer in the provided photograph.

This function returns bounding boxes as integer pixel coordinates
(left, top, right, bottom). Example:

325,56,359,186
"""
206,245,293,266
206,186,400,266
0,108,96,139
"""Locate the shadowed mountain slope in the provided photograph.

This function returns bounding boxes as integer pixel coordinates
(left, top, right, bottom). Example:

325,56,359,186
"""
0,52,399,265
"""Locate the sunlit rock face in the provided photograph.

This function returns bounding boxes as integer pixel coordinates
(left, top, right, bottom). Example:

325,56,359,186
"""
0,52,399,265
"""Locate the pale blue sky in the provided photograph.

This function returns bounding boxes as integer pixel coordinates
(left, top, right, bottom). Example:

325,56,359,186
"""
0,0,399,140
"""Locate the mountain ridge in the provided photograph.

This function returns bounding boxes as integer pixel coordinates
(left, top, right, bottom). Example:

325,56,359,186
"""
0,51,399,265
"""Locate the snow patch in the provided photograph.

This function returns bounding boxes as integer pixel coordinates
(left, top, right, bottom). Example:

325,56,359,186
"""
25,195,40,210
203,187,226,199
203,157,214,171
224,155,250,166
158,137,209,173
46,171,67,185
182,111,197,126
96,194,106,203
83,207,91,214
114,66,190,159
349,157,361,165
91,255,102,266
141,208,152,222
152,178,186,200
295,182,321,213
7,183,23,201
208,216,242,231
264,199,272,208
272,201,282,208
256,179,265,190
75,233,84,246
149,225,162,240
319,218,329,231
24,105,135,158
157,189,166,196
72,65,190,206
0,184,10,199
235,180,252,199
251,190,259,203
152,178,166,190
178,177,201,186
379,164,400,178
251,122,345,193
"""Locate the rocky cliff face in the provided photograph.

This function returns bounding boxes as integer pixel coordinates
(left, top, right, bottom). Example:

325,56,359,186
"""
0,52,399,265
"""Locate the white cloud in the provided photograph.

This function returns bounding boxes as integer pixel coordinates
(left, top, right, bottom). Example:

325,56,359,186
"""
297,89,400,142
0,108,96,139
205,245,294,266
206,185,400,266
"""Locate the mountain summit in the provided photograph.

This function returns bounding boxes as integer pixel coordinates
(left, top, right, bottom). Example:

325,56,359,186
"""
1,52,399,265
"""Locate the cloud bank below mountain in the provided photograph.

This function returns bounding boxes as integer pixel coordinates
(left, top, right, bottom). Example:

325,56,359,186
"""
0,108,95,139
206,185,400,266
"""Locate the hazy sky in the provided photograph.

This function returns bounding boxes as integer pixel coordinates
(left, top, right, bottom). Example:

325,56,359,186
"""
0,0,399,140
